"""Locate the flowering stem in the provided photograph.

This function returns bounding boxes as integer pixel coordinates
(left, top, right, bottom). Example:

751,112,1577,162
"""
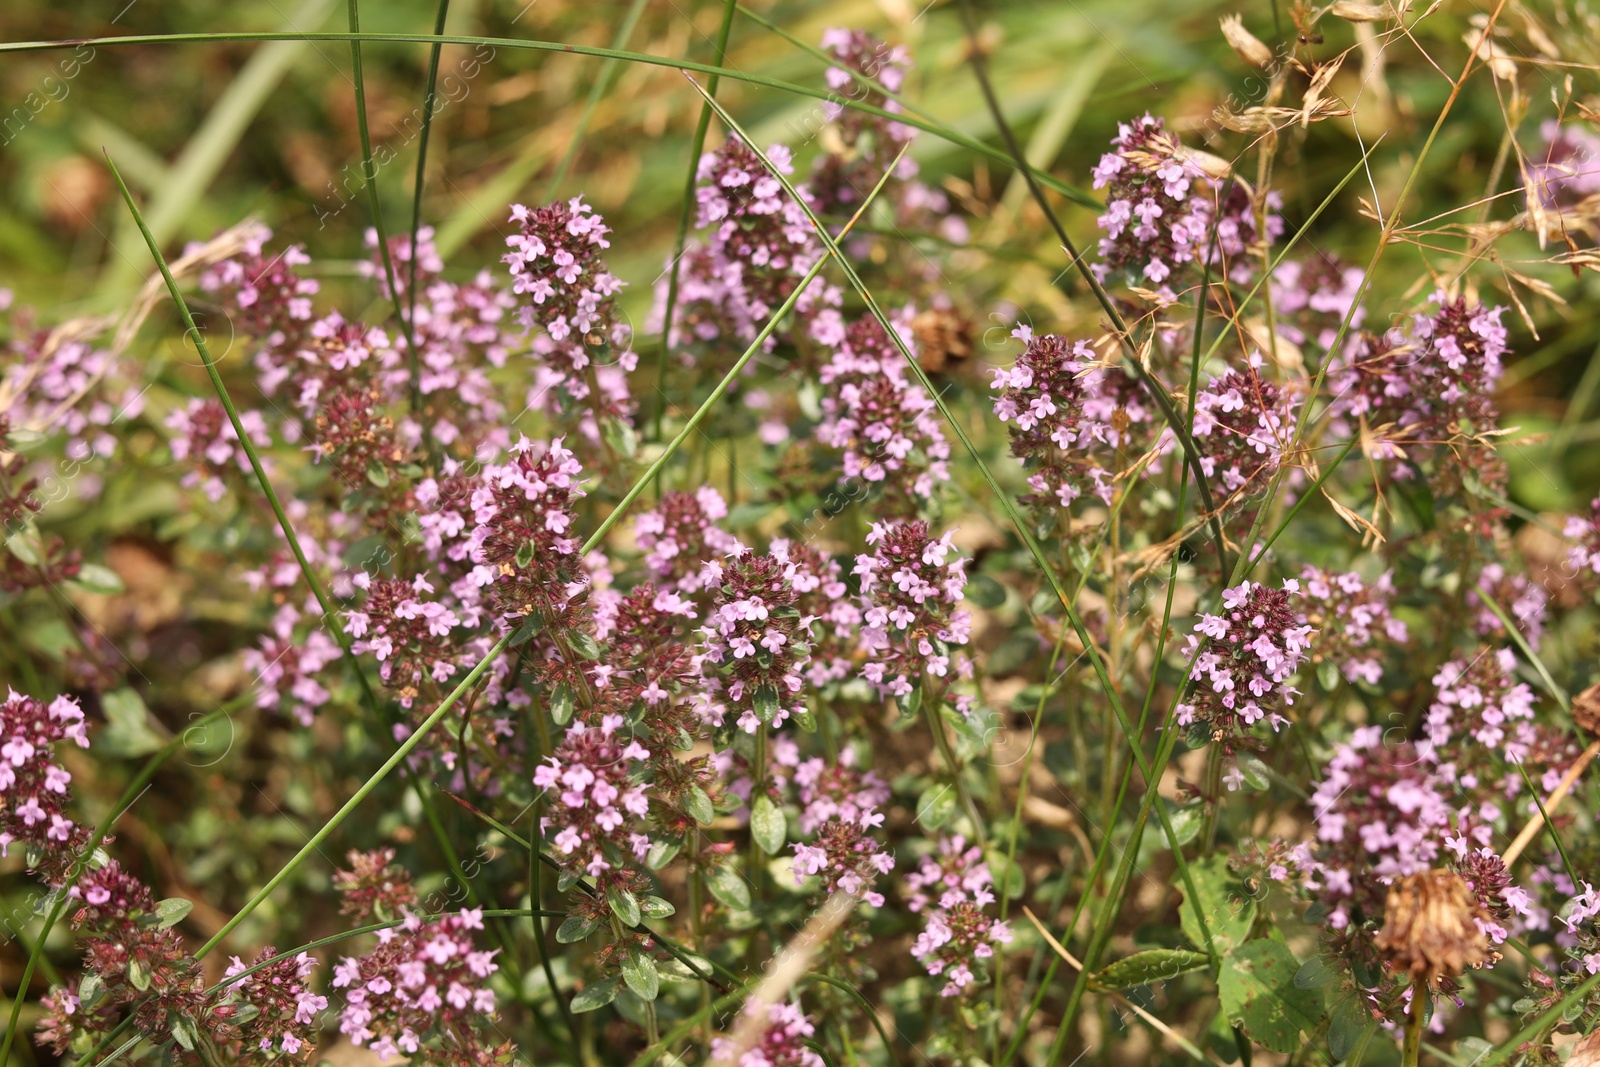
0,691,256,1067
1401,978,1427,1067
748,723,769,900
952,0,1233,581
1199,743,1225,853
920,681,985,848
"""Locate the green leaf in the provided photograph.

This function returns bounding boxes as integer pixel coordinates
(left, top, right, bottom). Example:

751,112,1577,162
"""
706,865,752,910
556,914,598,944
1294,955,1338,990
603,417,639,460
70,562,126,595
569,631,602,660
620,952,660,1001
1219,939,1325,1054
967,574,1007,608
646,840,681,870
570,976,620,1013
549,683,576,727
752,685,781,725
78,972,106,1008
682,784,714,826
101,688,165,758
365,459,391,488
1317,660,1341,692
1326,993,1374,1060
639,895,675,919
1162,801,1203,849
169,1012,200,1052
1180,855,1255,955
916,783,958,831
509,612,545,648
127,957,152,992
1092,948,1211,990
725,501,775,529
154,897,194,929
1237,754,1271,792
607,885,641,927
5,525,41,566
514,540,535,569
750,795,787,854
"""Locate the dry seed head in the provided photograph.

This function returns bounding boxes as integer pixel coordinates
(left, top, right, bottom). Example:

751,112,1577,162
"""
1220,15,1276,68
1374,869,1493,982
1572,681,1600,736
1329,2,1394,21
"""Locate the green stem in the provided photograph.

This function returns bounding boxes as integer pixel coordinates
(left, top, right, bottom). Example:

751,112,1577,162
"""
345,0,423,417
1402,979,1427,1067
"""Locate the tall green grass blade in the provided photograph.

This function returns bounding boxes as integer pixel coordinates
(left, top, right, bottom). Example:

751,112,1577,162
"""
407,0,452,330
650,0,738,444
346,0,423,416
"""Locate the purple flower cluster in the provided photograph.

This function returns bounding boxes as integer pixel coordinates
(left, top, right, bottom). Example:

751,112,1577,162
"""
197,230,319,366
467,436,588,627
791,815,895,906
166,397,272,502
1328,293,1510,472
771,537,858,688
1422,649,1542,767
990,326,1118,516
814,316,951,510
701,550,812,732
854,520,971,698
345,573,465,702
535,715,653,882
1270,253,1366,356
1176,579,1313,743
1525,119,1600,244
906,836,1013,997
791,749,889,835
504,197,632,424
1298,566,1407,687
634,487,741,595
219,949,327,1060
1564,494,1600,582
711,1002,826,1067
1091,114,1210,292
1188,363,1297,500
659,136,832,356
0,689,89,873
809,29,915,218
332,908,504,1064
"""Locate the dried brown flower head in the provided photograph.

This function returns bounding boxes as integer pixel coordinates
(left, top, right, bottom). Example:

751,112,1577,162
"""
911,306,973,374
1374,869,1493,982
1572,681,1600,736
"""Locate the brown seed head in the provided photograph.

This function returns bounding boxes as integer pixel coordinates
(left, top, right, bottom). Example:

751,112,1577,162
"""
1572,681,1600,736
1374,869,1493,982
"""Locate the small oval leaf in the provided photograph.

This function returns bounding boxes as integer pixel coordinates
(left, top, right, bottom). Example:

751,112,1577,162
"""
750,795,787,855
